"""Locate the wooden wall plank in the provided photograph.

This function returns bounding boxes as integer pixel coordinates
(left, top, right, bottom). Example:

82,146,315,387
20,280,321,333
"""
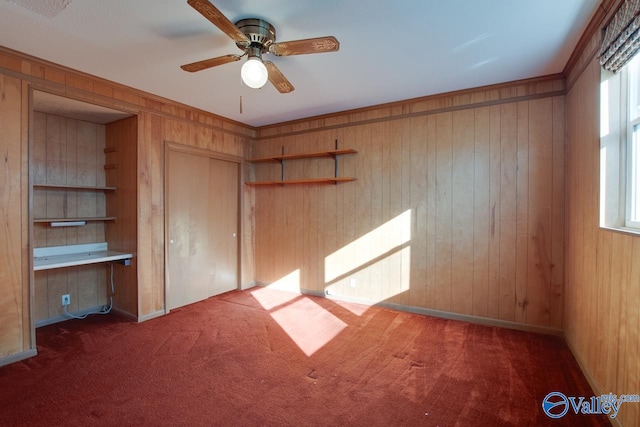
498,103,517,322
451,109,475,314
472,107,490,317
487,105,501,319
425,116,437,308
626,237,639,423
366,122,381,301
399,119,411,307
383,119,402,303
409,116,428,308
606,231,622,392
0,74,26,357
342,128,357,289
434,112,453,312
526,98,553,327
515,101,529,324
550,97,565,329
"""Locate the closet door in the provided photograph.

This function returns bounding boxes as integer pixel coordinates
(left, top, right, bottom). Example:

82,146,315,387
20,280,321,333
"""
166,148,239,311
208,156,239,296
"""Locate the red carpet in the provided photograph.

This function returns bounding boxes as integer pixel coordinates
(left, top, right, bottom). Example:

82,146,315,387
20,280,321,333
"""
0,288,609,426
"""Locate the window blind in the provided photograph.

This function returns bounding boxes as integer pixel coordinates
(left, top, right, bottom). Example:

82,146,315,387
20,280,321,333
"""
600,0,640,72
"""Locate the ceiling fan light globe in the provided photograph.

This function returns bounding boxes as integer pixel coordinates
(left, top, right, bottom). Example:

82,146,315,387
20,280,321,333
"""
241,58,268,89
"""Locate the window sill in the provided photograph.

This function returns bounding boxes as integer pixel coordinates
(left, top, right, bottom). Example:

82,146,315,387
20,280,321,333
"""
599,225,640,237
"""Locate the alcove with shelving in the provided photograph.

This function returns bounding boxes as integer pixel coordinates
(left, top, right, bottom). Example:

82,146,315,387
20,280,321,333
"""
31,91,138,326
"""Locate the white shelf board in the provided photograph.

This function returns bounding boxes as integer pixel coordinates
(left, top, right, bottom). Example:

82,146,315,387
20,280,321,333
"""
33,243,132,271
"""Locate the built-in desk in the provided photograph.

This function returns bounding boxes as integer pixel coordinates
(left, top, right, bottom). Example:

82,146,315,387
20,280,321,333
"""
33,243,132,271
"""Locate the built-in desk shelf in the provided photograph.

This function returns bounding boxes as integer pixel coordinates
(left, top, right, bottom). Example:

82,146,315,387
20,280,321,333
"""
33,184,117,191
34,217,116,224
33,243,132,271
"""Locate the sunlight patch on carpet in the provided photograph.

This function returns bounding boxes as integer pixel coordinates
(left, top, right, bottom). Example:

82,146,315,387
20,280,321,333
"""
270,297,347,357
250,283,299,311
330,299,370,316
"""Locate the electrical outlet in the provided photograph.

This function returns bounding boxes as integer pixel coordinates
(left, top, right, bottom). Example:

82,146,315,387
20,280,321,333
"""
61,294,70,306
350,278,357,288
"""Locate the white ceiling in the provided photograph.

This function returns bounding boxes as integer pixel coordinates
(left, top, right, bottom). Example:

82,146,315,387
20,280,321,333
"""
0,0,599,127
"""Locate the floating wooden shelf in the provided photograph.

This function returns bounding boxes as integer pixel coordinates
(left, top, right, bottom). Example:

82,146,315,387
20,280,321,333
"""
33,184,116,191
246,141,357,186
248,148,357,163
246,177,356,186
34,217,117,223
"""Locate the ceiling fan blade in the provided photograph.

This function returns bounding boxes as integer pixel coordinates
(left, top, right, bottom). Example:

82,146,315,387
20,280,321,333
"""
181,54,242,72
265,61,294,93
187,0,249,46
269,36,339,56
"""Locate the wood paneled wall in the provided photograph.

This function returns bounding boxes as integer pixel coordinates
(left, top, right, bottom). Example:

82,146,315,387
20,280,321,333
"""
32,111,108,323
252,80,566,330
0,73,29,359
564,6,640,426
105,116,138,317
0,46,255,363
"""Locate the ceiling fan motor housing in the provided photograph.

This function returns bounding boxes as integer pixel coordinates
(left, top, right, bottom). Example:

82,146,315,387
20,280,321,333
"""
235,18,276,54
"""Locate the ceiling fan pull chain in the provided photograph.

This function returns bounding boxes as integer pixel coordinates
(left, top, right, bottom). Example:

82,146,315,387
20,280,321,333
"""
240,75,244,114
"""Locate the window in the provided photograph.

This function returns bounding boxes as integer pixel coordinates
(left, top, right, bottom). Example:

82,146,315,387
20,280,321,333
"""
627,56,640,228
600,53,640,232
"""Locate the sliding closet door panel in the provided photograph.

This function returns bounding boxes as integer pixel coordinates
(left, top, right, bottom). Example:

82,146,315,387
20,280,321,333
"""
167,149,239,311
167,151,211,310
208,157,239,296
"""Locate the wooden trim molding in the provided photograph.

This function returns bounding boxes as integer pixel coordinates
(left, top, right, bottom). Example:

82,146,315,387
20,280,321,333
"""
256,74,565,139
563,1,616,77
0,45,257,139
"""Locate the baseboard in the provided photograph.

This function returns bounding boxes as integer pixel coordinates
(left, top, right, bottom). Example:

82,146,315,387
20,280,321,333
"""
380,300,564,336
240,281,257,291
137,309,165,323
34,305,108,328
111,307,138,321
256,285,564,337
565,336,623,427
0,349,37,368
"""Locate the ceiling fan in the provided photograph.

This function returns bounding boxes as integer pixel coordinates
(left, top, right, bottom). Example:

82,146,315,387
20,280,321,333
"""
181,0,340,93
